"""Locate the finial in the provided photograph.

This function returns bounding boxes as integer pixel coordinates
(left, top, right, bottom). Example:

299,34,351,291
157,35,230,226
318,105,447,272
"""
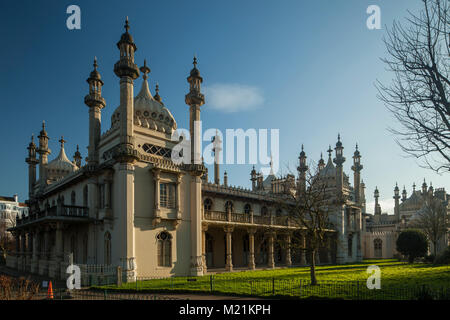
193,55,198,68
327,145,332,157
320,152,323,159
59,136,66,148
301,144,304,151
42,120,46,130
154,82,161,102
76,144,79,152
338,133,341,142
356,143,358,150
31,134,34,142
125,16,130,32
140,59,150,80
93,56,98,70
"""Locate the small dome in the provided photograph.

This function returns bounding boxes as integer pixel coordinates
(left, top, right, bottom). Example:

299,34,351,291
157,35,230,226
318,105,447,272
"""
111,77,177,133
47,138,78,181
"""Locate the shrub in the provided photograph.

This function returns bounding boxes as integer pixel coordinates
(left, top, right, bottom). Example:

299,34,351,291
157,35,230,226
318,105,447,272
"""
396,229,428,263
434,246,450,264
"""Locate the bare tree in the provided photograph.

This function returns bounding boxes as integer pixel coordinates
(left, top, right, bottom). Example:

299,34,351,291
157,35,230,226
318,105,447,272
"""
277,166,334,285
0,214,16,263
410,196,449,256
377,0,450,173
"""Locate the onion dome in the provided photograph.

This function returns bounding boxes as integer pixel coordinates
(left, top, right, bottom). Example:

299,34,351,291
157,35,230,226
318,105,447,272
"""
111,60,176,134
336,133,343,148
87,57,103,84
46,137,78,181
189,56,201,78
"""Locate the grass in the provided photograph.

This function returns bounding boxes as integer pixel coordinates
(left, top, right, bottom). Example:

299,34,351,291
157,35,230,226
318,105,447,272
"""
93,260,450,300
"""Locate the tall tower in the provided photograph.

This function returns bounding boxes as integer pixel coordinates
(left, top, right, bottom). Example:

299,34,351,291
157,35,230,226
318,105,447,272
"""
113,18,140,281
250,166,257,190
185,56,206,276
297,145,308,194
333,134,345,197
114,17,140,155
374,187,381,215
84,57,106,166
212,131,222,185
185,56,205,165
25,134,38,199
37,121,51,188
421,179,427,195
393,183,400,221
351,144,363,204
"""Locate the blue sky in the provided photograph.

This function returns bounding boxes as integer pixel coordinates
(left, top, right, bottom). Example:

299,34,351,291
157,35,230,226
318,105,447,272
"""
0,0,447,213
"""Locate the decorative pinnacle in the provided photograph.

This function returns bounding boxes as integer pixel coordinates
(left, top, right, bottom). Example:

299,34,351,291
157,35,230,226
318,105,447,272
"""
42,121,45,130
320,152,323,159
356,143,358,150
338,133,341,142
327,145,332,157
125,16,130,32
31,134,34,143
93,56,98,70
193,55,197,68
140,59,150,80
59,136,66,148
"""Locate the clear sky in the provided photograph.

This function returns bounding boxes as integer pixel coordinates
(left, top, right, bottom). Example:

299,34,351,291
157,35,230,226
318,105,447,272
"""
0,0,447,213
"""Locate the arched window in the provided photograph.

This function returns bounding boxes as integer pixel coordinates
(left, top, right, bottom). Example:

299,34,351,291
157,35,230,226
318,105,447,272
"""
104,232,112,265
225,201,234,212
261,206,268,216
374,238,382,258
244,204,251,214
83,185,88,207
203,198,212,211
157,232,172,267
71,191,76,206
348,236,353,257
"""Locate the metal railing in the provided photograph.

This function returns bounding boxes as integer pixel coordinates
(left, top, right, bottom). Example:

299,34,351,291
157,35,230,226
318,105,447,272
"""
16,205,89,225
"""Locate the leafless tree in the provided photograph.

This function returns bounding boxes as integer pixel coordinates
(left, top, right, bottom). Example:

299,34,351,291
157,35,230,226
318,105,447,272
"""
377,0,450,173
276,166,335,285
410,196,449,256
0,214,16,262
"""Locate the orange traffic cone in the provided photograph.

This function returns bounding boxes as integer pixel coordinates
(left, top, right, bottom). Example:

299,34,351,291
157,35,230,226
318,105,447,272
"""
47,281,54,299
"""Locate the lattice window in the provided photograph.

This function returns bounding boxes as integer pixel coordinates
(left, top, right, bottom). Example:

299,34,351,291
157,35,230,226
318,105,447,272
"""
142,143,172,158
204,198,212,211
160,183,176,209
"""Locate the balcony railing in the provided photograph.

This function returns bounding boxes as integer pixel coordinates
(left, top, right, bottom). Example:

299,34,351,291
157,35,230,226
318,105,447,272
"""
204,210,292,227
15,205,89,226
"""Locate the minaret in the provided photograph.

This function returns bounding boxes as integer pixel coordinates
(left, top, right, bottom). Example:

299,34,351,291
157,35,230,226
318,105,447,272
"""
25,134,38,199
185,56,205,165
297,145,308,194
114,17,140,156
421,179,427,195
393,183,400,221
250,166,257,190
401,185,407,202
374,187,381,215
84,57,106,166
185,56,206,277
112,18,140,281
318,153,325,172
37,121,51,188
224,171,228,187
351,144,363,204
212,131,222,185
333,134,346,196
361,179,366,213
73,145,82,168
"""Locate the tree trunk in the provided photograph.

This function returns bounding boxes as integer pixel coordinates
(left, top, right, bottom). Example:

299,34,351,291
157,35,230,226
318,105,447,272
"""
310,250,317,285
433,241,437,257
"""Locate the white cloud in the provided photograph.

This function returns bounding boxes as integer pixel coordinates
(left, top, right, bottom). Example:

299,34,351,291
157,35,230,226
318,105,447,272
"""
366,198,395,215
204,83,264,113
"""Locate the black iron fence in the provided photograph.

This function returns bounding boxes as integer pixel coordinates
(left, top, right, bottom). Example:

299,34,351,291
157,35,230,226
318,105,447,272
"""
123,276,450,300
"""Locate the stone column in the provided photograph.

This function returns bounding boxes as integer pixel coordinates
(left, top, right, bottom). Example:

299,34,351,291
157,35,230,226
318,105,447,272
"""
248,228,256,270
32,230,39,260
176,174,182,222
267,232,275,269
250,209,254,224
55,222,63,260
105,180,111,209
153,169,161,225
224,226,234,271
285,233,292,266
202,224,208,273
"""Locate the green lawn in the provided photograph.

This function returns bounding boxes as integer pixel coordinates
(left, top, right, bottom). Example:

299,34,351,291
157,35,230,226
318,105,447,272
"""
94,260,450,300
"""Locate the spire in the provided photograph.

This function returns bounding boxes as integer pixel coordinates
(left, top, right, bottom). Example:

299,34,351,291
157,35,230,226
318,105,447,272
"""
140,59,150,81
73,144,82,168
59,136,66,149
125,16,130,33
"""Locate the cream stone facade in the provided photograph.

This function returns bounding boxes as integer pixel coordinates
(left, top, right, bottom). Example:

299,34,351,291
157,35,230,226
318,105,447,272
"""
7,19,366,283
362,182,450,259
